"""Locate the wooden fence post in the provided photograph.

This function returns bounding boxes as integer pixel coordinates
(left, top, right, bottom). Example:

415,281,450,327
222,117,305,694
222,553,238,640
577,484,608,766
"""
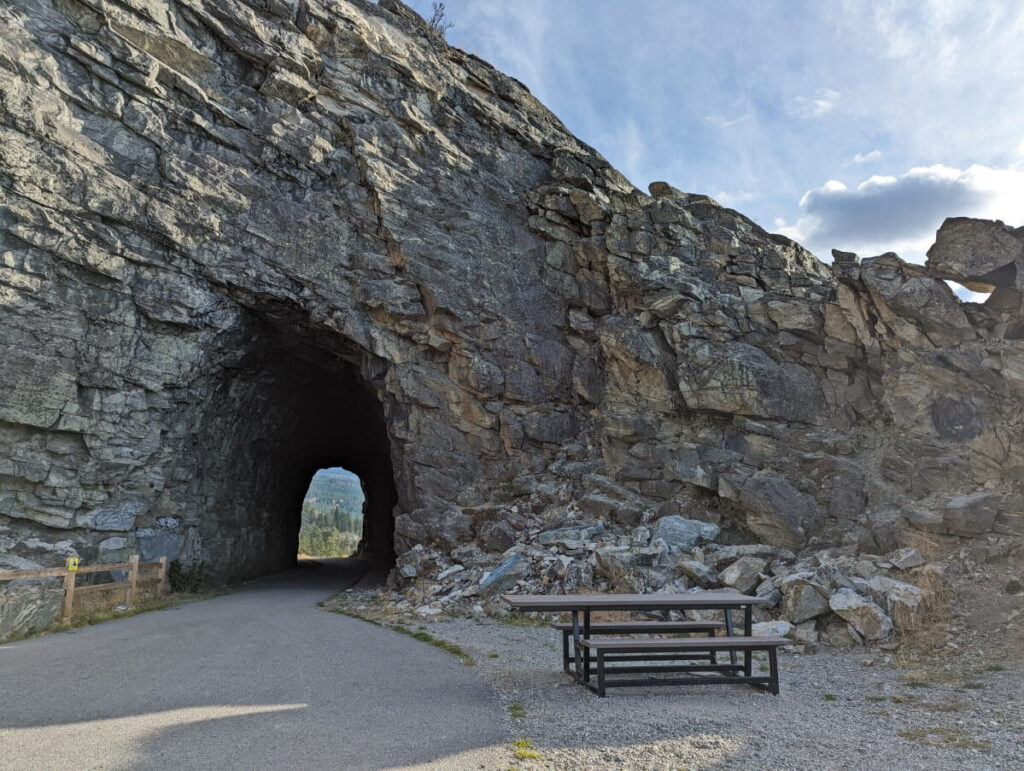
158,556,169,595
61,569,76,623
125,555,140,608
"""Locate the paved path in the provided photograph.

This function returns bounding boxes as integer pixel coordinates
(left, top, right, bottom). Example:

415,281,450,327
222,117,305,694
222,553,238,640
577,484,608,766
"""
0,560,507,770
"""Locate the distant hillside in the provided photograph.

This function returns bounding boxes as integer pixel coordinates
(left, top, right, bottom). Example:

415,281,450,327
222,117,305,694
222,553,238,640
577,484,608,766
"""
299,468,364,557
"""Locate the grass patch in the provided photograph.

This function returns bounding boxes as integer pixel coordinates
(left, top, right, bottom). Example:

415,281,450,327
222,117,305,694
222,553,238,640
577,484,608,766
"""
489,651,500,658
508,702,527,719
2,589,224,644
865,695,887,703
982,663,1005,672
328,607,475,666
823,693,838,701
392,624,476,666
898,728,991,751
960,681,985,690
511,738,542,761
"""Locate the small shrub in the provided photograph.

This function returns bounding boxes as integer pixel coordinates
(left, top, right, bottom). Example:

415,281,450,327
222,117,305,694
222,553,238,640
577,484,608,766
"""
511,738,542,761
508,702,526,719
427,2,453,39
168,560,204,593
823,693,838,702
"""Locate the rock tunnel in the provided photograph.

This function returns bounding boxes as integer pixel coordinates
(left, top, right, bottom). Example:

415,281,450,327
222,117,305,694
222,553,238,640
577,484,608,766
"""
191,307,399,581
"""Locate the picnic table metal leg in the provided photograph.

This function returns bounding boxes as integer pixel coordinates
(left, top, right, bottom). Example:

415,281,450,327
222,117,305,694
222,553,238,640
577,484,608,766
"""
743,603,753,677
768,647,780,695
572,610,583,682
562,629,570,673
724,609,738,669
583,609,592,683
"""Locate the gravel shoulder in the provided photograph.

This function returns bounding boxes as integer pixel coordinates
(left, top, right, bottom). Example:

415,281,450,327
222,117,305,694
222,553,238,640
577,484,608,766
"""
327,588,1024,770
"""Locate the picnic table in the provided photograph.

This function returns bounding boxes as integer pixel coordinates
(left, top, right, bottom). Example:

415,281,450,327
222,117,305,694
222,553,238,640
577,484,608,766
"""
502,591,787,696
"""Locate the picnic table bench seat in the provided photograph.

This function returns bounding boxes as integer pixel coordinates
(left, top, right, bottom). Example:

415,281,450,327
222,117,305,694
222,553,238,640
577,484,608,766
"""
578,634,790,696
550,620,725,672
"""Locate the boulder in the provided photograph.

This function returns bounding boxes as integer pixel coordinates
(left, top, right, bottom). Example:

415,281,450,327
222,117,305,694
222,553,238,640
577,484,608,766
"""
861,254,971,333
942,492,999,536
479,554,529,596
717,555,768,594
865,575,928,625
593,547,634,589
0,579,63,640
819,615,862,647
708,543,795,570
886,547,925,571
829,588,893,641
778,573,831,623
650,516,720,551
752,620,793,637
739,470,820,550
478,521,517,553
537,521,605,546
926,217,1024,289
675,560,718,588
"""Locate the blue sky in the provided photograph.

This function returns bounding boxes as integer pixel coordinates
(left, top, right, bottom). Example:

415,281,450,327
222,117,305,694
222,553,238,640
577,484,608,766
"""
407,0,1024,274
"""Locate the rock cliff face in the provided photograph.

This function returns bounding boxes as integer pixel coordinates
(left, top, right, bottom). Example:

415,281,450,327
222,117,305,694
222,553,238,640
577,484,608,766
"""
1,0,1021,634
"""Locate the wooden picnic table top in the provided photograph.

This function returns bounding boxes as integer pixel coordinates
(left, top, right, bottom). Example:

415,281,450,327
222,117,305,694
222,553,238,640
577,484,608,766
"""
501,591,771,612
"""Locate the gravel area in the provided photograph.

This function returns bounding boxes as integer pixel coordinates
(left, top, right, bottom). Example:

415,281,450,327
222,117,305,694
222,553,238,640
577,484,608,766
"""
327,592,1023,770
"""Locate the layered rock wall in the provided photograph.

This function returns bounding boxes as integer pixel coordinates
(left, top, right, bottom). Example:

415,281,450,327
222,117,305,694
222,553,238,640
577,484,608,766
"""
1,0,1021,636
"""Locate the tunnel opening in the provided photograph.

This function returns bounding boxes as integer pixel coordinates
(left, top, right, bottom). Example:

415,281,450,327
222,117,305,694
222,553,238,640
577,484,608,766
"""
298,467,365,559
194,310,399,582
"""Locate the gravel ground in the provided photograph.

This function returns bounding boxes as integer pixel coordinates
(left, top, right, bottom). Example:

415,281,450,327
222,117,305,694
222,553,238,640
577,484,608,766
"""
327,592,1023,770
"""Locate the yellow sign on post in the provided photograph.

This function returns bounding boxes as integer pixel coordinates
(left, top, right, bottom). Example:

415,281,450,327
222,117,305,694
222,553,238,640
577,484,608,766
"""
66,557,79,572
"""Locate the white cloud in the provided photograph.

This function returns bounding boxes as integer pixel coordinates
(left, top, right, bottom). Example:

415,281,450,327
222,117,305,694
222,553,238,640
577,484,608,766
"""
715,190,756,207
789,88,841,119
780,163,1024,263
852,150,882,164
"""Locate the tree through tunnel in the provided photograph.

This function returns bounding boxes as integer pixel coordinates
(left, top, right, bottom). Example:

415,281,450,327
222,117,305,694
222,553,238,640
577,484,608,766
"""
191,309,399,582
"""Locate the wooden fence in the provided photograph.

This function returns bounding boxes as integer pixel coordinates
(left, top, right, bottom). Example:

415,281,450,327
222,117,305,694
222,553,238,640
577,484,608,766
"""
0,556,169,623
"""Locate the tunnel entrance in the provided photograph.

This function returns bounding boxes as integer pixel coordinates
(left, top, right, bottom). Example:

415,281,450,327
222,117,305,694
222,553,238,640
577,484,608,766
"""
196,312,399,581
298,467,365,558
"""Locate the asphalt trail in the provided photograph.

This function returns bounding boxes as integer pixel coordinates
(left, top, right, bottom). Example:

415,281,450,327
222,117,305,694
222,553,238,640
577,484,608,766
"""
0,559,507,770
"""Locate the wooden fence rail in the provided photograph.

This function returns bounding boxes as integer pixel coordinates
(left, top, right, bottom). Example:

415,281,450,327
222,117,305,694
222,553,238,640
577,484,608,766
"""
0,556,169,623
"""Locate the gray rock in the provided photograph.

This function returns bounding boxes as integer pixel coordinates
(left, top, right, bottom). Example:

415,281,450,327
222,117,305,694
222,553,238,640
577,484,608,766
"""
739,471,819,550
886,547,925,570
779,573,831,624
926,217,1024,288
136,530,183,563
88,502,146,532
593,547,635,591
537,522,605,546
943,492,999,536
752,620,793,637
829,588,893,641
717,555,768,594
650,516,720,551
0,579,64,640
864,575,928,625
0,0,1019,608
478,521,516,553
480,554,529,596
819,615,862,647
708,543,795,569
675,560,718,588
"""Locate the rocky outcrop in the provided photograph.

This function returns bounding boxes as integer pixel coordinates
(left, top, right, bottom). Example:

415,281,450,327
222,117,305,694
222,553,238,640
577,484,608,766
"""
1,0,1022,638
